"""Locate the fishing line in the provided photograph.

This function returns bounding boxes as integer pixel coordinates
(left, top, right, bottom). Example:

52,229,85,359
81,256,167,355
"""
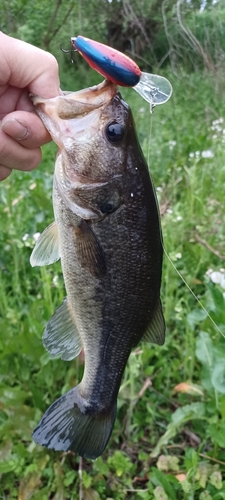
147,109,224,340
147,106,153,167
162,244,225,339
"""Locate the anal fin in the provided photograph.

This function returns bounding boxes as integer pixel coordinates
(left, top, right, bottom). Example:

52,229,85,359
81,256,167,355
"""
43,297,82,361
142,299,165,346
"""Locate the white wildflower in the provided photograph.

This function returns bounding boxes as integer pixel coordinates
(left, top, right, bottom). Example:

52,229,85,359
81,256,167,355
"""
212,124,222,132
33,232,41,242
211,117,224,131
189,151,201,159
168,140,177,150
207,269,225,289
201,150,214,158
53,275,59,287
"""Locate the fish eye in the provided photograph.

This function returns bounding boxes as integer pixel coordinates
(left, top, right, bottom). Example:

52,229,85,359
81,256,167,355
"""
99,201,114,214
105,121,125,143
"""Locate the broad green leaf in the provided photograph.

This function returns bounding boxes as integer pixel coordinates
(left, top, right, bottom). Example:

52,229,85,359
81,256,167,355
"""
82,470,92,489
151,403,205,458
196,331,213,367
0,459,18,473
208,424,225,447
153,486,169,500
0,387,29,406
220,395,225,419
180,479,191,494
200,365,214,393
211,363,225,394
150,426,177,458
83,489,101,500
157,455,180,472
0,440,12,461
187,309,208,329
208,285,225,317
171,402,205,425
195,464,209,488
199,492,212,500
149,468,177,500
93,456,110,476
63,470,76,487
209,471,223,490
136,491,152,500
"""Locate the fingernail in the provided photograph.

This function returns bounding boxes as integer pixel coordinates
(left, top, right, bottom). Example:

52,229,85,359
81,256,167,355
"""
1,119,29,140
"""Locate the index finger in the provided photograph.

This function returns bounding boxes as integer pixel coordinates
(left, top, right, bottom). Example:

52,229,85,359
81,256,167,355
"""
0,32,60,98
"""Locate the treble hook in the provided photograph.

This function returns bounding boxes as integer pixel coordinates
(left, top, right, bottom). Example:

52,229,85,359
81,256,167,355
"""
60,43,77,64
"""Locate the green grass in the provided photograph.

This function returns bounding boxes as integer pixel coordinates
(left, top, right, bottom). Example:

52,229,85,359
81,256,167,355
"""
0,67,225,499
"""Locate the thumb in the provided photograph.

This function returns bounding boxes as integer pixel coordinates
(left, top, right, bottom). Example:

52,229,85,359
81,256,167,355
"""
1,110,51,147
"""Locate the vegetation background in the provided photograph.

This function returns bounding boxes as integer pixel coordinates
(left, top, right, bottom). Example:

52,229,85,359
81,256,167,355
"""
0,0,225,498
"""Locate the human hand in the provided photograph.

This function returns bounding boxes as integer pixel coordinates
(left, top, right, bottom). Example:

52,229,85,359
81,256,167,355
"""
0,32,60,181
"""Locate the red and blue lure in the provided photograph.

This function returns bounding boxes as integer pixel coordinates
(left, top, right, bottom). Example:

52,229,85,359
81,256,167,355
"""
71,36,172,112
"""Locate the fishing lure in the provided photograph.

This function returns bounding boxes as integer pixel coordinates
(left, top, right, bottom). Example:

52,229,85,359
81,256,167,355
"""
71,35,172,111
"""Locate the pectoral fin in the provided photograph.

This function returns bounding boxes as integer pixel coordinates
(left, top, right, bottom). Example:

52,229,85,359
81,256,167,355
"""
43,297,82,361
142,299,165,346
74,220,106,277
30,221,60,267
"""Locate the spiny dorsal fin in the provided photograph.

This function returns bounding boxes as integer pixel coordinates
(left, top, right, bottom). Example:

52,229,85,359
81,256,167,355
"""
43,297,82,361
74,220,106,277
30,221,60,267
142,299,165,346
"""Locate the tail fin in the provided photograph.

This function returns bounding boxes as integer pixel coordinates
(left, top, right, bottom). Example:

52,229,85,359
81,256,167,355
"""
32,386,117,459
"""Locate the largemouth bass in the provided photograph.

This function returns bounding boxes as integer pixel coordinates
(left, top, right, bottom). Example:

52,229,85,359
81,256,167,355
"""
30,79,165,459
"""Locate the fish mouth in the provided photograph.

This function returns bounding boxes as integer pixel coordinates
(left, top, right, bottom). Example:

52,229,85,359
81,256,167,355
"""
31,79,118,119
30,79,118,151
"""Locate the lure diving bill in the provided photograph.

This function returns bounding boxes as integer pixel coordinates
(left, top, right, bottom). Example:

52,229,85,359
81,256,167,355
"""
71,35,172,111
